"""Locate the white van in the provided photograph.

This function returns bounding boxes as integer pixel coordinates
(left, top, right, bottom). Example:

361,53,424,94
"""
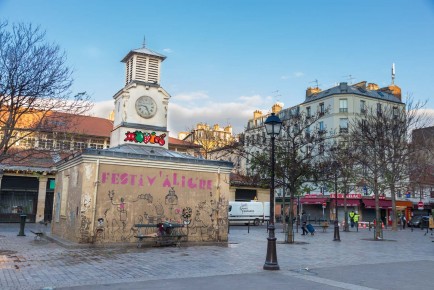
228,201,270,226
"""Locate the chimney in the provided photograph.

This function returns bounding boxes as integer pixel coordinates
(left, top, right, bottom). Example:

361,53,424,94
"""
272,103,282,114
253,110,262,120
306,87,321,97
367,83,379,90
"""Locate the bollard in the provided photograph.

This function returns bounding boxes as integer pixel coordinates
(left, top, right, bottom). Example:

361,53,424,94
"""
17,214,27,236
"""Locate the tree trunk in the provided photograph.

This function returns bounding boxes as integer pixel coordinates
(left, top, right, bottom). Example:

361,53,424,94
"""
286,188,295,244
344,188,349,232
390,183,397,231
374,177,383,239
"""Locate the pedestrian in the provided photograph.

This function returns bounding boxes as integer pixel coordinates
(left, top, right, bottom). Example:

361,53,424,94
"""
401,214,406,229
301,211,309,235
353,212,359,232
349,210,355,228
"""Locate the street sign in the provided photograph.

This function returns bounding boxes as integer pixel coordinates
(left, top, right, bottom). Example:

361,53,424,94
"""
322,202,327,209
418,201,424,210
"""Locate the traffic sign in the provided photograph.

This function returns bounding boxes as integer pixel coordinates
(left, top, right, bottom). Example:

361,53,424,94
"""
322,202,327,209
418,201,424,210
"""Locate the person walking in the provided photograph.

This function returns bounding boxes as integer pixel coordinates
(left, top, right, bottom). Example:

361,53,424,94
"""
353,212,359,232
349,210,355,228
301,211,309,235
401,214,406,229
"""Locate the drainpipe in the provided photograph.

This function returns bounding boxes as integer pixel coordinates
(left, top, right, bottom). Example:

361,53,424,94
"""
89,159,100,241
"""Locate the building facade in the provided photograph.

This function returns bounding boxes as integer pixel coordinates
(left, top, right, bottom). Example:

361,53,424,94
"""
240,79,412,223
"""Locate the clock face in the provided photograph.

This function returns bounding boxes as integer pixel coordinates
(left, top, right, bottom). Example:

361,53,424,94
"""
135,96,157,119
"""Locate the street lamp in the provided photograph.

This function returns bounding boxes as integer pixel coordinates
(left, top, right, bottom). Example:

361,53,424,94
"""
332,161,341,241
263,112,282,270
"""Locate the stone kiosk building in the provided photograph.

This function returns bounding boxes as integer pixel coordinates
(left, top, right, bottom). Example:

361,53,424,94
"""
51,44,232,245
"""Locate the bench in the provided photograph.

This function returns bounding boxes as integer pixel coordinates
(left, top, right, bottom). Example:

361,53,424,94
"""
134,223,187,248
30,230,43,241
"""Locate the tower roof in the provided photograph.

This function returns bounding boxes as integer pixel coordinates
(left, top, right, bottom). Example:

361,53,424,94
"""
121,47,166,62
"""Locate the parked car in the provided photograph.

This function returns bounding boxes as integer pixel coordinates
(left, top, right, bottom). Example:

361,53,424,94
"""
408,216,430,228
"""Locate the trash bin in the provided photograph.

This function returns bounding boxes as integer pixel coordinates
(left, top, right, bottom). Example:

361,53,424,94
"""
18,214,27,236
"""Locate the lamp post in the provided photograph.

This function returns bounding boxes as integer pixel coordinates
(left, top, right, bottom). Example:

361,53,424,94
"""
333,161,341,241
263,112,282,270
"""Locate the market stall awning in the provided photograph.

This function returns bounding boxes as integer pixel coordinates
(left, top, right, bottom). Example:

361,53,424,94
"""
300,197,328,205
363,199,392,209
336,199,360,207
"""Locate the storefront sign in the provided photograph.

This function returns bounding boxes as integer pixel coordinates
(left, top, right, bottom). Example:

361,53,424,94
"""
330,193,361,199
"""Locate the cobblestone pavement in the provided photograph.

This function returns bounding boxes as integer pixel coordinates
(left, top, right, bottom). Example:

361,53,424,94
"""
0,222,433,290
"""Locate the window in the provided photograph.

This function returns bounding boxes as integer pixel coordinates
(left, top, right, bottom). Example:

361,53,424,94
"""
319,121,325,133
377,103,382,116
40,139,54,149
360,100,366,114
319,103,325,116
306,106,311,118
339,118,348,133
393,107,399,118
20,137,36,148
74,142,86,150
361,119,368,132
339,99,348,113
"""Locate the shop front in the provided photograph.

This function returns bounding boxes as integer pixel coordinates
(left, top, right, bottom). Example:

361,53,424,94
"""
330,193,362,222
0,175,54,223
362,198,392,225
0,176,39,222
396,200,413,223
300,195,329,221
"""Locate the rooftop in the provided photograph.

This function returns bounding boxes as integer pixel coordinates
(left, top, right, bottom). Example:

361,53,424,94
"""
303,82,403,104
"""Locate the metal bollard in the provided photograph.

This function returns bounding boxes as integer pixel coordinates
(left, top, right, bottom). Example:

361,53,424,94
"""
17,214,27,236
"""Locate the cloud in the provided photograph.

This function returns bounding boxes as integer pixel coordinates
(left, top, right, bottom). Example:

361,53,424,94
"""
172,91,210,102
163,48,173,53
168,95,276,137
90,94,276,138
89,100,114,119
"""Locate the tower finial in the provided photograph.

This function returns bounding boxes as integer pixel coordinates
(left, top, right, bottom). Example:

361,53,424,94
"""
391,63,395,85
142,36,146,48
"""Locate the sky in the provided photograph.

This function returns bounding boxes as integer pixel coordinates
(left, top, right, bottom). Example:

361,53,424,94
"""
1,0,434,137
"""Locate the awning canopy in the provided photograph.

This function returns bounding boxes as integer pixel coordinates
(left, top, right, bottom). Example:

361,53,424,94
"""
336,199,360,207
363,199,392,209
300,197,328,205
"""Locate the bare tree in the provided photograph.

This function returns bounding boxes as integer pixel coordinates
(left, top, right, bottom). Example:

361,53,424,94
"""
236,107,331,243
349,98,430,237
319,135,359,232
0,22,92,163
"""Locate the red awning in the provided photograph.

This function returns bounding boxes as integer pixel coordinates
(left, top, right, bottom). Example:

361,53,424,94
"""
336,199,360,207
300,198,328,205
363,199,392,209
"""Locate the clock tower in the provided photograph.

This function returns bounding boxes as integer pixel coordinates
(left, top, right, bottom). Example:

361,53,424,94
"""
110,43,170,149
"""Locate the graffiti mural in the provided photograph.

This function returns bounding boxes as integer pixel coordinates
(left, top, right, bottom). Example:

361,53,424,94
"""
52,165,230,245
